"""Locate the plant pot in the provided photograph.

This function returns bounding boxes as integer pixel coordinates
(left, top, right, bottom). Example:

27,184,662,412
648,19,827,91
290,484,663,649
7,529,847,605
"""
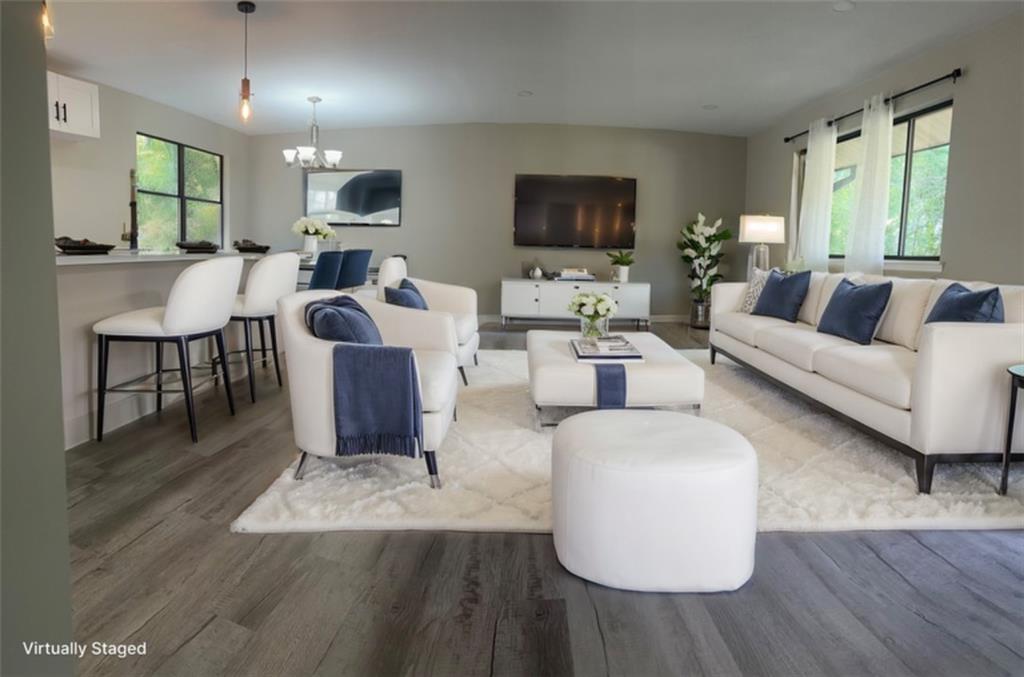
302,235,318,255
580,316,610,339
690,301,710,329
612,265,630,283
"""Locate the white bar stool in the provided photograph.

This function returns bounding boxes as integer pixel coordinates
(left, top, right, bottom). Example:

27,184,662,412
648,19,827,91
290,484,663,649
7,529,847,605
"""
225,252,300,402
92,257,244,443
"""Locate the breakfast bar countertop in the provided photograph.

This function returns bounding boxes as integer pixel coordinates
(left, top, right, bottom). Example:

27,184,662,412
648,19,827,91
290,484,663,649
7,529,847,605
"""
54,249,288,266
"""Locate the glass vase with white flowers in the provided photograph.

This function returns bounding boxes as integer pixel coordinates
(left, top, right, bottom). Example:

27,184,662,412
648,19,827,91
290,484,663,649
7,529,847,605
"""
569,292,618,339
291,217,336,254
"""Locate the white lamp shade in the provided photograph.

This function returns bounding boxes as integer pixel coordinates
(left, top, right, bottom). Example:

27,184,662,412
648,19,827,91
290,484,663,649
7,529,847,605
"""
282,149,298,165
323,150,343,166
296,146,317,163
738,215,786,244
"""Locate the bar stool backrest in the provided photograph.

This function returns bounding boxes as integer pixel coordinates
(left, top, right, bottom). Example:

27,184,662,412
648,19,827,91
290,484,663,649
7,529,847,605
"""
162,257,244,336
335,249,373,289
240,252,300,316
308,251,345,290
376,255,408,300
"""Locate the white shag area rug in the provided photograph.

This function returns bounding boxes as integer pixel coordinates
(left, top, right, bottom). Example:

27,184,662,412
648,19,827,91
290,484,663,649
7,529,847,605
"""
232,349,1024,534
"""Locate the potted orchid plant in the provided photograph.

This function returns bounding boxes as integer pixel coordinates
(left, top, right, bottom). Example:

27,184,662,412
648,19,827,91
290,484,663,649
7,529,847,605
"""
569,292,619,338
677,212,731,329
606,250,635,283
291,217,335,254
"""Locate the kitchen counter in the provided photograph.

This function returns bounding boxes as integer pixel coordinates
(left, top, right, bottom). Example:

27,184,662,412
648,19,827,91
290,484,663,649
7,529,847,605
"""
55,249,280,266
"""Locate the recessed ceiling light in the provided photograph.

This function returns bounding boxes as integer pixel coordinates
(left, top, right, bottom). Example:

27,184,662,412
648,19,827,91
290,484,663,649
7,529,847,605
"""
517,90,534,97
833,0,855,12
702,104,719,111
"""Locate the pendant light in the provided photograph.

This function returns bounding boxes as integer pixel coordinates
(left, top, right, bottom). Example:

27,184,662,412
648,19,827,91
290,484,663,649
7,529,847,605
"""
282,97,343,169
237,1,255,123
41,1,55,40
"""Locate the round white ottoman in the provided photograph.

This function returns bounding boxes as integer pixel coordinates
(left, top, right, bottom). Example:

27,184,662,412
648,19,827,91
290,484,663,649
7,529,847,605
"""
551,409,758,592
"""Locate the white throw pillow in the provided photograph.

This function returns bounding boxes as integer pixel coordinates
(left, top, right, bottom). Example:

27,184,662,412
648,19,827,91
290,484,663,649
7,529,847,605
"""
740,268,773,313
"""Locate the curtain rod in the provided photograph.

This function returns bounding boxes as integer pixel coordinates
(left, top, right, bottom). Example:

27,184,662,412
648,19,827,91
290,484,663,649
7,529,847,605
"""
782,67,962,143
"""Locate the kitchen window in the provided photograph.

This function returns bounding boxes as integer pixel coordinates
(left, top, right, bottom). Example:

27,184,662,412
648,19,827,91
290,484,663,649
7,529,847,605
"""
135,133,223,250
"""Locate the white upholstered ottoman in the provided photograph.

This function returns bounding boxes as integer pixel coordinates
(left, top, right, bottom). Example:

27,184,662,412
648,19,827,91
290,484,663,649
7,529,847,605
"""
552,410,758,592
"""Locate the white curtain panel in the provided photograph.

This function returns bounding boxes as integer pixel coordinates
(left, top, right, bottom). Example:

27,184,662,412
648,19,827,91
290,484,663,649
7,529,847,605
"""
797,119,837,271
845,94,893,275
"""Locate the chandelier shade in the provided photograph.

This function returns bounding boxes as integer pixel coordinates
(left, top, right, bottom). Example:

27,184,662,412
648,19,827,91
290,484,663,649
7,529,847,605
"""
283,97,343,169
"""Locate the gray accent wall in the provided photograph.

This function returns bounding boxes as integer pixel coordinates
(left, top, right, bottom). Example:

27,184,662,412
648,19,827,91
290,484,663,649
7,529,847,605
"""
2,4,74,675
247,123,747,316
743,11,1024,284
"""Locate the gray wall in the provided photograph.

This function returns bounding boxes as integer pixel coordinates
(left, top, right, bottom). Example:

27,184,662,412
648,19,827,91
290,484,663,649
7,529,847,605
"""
2,4,74,675
49,80,251,246
246,124,747,316
744,11,1024,284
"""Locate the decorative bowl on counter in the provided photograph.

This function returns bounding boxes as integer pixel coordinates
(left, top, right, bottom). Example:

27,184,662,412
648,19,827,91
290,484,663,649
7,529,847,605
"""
176,240,219,254
55,237,117,255
233,239,270,253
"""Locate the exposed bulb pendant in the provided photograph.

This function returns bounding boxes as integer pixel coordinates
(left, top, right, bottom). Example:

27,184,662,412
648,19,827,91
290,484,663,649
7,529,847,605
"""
237,1,255,123
282,97,343,169
41,1,55,40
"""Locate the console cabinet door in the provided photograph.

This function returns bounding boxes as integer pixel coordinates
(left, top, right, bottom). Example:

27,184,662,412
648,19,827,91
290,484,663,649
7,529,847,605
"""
502,282,540,317
611,284,651,318
538,284,577,318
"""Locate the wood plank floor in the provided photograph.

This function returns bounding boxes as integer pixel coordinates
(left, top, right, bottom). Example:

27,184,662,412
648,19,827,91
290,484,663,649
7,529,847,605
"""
65,334,1024,677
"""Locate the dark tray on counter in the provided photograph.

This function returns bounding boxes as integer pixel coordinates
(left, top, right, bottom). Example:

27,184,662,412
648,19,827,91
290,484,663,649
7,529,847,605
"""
55,240,117,255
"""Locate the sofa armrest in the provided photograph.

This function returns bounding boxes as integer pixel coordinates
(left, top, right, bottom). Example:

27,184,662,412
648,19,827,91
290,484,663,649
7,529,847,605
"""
711,282,748,316
410,278,478,320
359,296,459,357
911,322,1024,454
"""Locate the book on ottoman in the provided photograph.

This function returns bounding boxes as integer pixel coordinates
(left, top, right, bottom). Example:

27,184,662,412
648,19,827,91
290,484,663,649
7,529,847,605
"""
570,335,644,363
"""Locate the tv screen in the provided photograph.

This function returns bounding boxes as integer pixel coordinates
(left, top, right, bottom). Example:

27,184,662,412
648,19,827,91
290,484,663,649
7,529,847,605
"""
514,174,636,248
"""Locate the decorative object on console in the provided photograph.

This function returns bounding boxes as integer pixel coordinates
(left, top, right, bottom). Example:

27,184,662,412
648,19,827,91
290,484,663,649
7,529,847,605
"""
569,292,618,338
678,212,731,329
236,1,256,123
233,239,270,253
385,279,429,310
817,278,894,345
54,236,116,255
607,250,635,283
739,214,786,280
282,97,343,169
925,283,1004,324
751,269,811,322
291,216,335,254
529,266,544,280
176,240,219,254
556,267,596,281
740,267,774,313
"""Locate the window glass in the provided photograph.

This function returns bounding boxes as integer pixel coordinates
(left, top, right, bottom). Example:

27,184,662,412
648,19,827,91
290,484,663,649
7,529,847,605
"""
184,147,221,201
136,135,177,194
137,193,180,251
186,200,221,242
904,107,952,257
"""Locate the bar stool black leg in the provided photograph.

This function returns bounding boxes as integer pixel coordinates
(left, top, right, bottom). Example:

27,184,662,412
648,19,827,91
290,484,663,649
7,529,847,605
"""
1000,382,1018,495
243,318,257,403
96,335,109,441
155,343,164,412
268,317,283,388
215,329,236,416
176,337,198,443
258,319,268,368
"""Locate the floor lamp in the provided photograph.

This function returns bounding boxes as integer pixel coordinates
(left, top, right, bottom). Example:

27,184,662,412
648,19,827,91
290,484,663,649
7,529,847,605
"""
739,215,786,280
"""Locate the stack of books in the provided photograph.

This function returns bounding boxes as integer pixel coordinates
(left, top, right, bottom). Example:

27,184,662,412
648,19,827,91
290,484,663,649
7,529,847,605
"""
570,335,644,363
555,267,597,281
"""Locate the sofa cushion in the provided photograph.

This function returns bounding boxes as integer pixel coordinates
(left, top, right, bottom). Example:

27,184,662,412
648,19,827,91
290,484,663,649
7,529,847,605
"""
864,276,934,350
818,278,893,345
385,279,429,310
453,313,478,345
797,272,828,325
752,270,811,322
925,283,1004,323
756,323,855,372
999,285,1024,323
814,273,863,325
813,344,916,410
413,350,458,413
713,312,789,346
740,267,773,313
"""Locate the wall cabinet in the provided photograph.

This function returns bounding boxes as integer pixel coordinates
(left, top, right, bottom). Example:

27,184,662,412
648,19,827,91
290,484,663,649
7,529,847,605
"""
48,72,101,139
501,279,651,325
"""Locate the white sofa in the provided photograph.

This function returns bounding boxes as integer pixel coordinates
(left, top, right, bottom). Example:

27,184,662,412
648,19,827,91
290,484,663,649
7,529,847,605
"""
372,257,480,385
277,289,459,488
709,274,1024,493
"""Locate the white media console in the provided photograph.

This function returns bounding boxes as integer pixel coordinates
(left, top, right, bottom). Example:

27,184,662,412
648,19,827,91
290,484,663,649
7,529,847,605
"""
501,278,651,327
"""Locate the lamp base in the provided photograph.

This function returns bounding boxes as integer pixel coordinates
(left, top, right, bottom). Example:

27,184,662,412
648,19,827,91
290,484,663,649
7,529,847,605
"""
747,243,771,280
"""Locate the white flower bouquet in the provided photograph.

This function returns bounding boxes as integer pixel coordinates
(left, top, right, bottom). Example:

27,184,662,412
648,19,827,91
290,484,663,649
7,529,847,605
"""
291,217,335,239
568,292,618,338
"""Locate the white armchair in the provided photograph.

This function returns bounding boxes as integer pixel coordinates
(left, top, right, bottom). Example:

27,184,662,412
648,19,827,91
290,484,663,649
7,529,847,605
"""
276,290,458,488
374,256,480,385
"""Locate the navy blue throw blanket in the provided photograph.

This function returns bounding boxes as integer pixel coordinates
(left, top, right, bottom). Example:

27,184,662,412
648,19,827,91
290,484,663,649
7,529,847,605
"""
595,363,627,409
331,342,423,458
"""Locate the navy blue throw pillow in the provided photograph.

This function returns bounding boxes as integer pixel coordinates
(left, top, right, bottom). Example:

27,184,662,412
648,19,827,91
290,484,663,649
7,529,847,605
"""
385,278,429,310
817,279,893,345
305,296,383,345
751,270,811,323
925,283,1004,323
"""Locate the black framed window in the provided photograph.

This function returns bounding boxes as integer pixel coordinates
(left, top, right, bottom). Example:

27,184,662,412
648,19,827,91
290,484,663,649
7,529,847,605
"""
800,101,952,260
135,133,223,250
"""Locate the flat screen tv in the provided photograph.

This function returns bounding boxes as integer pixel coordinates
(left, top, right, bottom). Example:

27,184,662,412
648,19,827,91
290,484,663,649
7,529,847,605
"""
514,174,636,248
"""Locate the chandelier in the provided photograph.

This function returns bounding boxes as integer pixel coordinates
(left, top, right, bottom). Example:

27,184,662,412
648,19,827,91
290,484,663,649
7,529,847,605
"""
282,97,343,169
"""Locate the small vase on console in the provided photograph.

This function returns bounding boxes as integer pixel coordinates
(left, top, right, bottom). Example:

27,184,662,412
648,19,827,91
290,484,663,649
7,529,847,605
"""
303,235,318,255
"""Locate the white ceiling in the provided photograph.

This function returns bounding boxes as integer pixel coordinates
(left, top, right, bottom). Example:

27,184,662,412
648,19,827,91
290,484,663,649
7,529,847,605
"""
46,1,1017,137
